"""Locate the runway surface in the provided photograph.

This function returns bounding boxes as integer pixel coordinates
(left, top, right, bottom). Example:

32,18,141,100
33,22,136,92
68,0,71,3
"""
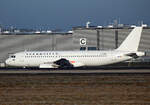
0,68,150,74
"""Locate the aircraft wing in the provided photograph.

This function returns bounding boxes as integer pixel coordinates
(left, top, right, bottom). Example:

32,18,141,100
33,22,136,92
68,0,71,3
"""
39,58,73,68
54,58,85,68
40,58,84,68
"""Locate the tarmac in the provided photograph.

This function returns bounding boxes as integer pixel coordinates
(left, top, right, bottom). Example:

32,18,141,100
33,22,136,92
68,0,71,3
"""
0,68,150,74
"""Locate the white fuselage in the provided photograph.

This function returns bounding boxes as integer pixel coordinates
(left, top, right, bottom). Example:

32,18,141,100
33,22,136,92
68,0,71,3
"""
5,27,144,68
5,50,144,68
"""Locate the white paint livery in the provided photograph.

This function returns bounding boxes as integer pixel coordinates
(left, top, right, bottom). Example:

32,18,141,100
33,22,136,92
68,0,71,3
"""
5,27,145,68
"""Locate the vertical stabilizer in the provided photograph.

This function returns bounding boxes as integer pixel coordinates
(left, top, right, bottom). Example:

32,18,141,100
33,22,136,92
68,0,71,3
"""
116,27,143,51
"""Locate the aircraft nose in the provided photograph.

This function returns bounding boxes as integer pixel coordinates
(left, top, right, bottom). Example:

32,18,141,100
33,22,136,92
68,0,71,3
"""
5,59,11,65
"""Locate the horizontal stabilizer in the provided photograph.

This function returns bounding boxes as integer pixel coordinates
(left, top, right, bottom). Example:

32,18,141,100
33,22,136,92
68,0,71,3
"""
125,53,138,58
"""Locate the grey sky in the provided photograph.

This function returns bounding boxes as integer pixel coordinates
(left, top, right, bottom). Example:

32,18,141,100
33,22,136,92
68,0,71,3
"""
0,0,150,30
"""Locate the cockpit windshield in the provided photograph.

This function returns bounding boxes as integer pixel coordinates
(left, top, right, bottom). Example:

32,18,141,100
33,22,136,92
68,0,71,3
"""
9,55,16,58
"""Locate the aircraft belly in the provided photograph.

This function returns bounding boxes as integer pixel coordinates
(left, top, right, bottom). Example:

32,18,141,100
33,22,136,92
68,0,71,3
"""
83,57,127,66
24,59,44,67
80,57,107,66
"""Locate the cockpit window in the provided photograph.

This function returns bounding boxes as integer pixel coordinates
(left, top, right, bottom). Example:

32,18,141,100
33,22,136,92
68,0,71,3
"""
10,55,16,58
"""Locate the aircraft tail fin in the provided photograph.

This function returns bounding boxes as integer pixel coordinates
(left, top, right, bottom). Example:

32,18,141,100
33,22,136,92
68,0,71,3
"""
116,27,143,52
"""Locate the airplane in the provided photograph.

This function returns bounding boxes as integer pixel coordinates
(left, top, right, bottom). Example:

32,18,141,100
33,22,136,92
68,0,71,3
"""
5,27,145,68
